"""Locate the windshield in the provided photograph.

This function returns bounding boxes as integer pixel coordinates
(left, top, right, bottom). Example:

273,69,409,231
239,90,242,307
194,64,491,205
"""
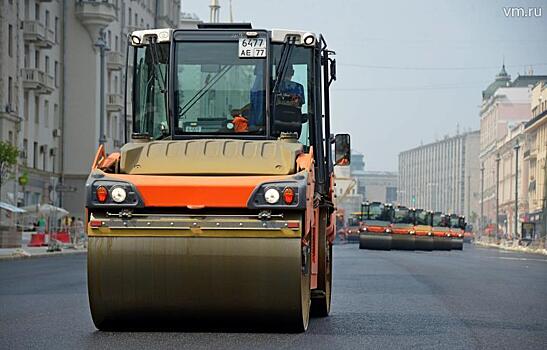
393,208,411,224
173,41,267,135
415,210,430,225
133,43,169,139
432,213,446,227
366,203,386,221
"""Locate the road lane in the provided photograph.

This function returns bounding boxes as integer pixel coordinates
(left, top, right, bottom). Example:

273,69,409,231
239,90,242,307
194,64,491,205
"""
1,244,546,349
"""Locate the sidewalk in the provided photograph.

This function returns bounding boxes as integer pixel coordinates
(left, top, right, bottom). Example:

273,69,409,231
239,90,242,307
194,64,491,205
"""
474,238,547,256
0,232,86,260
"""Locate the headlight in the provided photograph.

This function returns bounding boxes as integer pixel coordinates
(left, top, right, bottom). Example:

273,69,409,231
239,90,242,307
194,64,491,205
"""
447,233,451,237
409,230,416,235
385,228,392,233
428,232,432,236
111,187,127,203
363,227,367,232
264,188,280,204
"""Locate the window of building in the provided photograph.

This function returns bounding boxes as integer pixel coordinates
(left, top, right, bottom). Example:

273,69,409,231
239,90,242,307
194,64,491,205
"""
8,131,13,145
45,56,50,74
41,145,47,171
34,96,39,124
35,50,40,69
129,8,132,25
54,61,59,87
44,100,49,127
135,14,138,27
8,24,13,57
53,104,59,128
24,45,29,67
107,114,112,137
108,30,111,49
24,92,29,120
45,10,50,28
115,35,119,52
33,142,38,168
8,76,13,108
35,3,39,20
23,139,28,165
55,17,59,43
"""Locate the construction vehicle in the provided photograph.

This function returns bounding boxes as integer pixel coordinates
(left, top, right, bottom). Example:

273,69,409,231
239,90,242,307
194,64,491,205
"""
390,205,415,250
85,25,350,332
431,212,452,250
345,212,363,242
447,214,465,250
411,208,434,251
358,202,393,250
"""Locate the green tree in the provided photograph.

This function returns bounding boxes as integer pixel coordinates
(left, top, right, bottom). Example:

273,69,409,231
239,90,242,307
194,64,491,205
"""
0,141,19,201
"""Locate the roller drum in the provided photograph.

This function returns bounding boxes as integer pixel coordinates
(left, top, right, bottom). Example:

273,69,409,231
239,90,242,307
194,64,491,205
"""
414,236,433,251
391,235,415,250
451,238,463,250
88,236,310,331
359,234,392,250
432,237,452,251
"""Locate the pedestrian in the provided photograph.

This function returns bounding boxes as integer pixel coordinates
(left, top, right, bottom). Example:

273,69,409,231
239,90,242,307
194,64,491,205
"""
69,216,76,244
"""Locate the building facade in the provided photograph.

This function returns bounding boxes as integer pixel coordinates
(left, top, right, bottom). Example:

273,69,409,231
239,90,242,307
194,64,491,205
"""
479,66,547,236
361,171,397,203
524,81,547,238
1,0,181,216
398,130,480,223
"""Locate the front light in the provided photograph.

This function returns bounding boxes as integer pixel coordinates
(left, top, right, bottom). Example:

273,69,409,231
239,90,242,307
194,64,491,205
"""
385,228,392,233
111,187,127,203
264,188,280,204
409,230,415,235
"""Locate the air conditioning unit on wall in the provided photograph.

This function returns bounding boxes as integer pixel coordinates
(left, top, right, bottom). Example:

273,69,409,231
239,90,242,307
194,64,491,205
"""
52,129,62,137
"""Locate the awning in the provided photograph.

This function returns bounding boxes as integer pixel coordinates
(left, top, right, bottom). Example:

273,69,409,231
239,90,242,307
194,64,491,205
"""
0,202,26,213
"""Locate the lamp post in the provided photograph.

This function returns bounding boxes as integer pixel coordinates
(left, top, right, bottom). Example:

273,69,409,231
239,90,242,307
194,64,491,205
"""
95,30,108,146
480,163,484,238
495,153,501,241
514,139,520,240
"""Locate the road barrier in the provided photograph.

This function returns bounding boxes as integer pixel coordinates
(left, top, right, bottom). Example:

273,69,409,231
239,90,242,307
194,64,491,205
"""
28,233,46,247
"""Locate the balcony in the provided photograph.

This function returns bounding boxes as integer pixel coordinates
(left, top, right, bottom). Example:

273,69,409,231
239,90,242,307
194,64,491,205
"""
75,0,116,41
23,21,54,48
22,68,54,94
107,94,123,112
107,51,124,71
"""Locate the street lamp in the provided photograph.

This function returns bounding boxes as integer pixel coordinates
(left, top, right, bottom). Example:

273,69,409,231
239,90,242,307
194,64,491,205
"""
95,30,108,146
514,139,520,241
495,153,501,241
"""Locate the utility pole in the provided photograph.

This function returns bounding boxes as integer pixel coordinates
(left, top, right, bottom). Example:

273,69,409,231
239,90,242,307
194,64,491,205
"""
95,31,107,146
496,153,501,241
514,139,520,241
480,163,484,238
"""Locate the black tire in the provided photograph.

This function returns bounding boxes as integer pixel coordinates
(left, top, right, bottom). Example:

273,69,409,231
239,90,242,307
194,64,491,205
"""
311,210,332,317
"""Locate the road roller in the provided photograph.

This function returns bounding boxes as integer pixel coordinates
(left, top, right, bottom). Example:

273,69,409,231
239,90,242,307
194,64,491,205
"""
359,202,393,250
411,208,434,251
345,212,363,243
447,214,465,250
390,205,416,250
431,212,452,250
86,25,350,332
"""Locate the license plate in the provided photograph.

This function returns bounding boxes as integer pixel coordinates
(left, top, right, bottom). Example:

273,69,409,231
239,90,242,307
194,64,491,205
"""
239,38,267,58
185,126,202,132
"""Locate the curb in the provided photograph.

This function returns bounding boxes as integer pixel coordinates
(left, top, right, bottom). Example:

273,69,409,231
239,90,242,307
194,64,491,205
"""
0,249,87,261
474,241,547,256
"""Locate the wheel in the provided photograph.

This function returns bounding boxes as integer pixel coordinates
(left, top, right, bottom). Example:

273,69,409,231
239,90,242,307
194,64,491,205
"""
293,243,311,332
311,209,332,317
415,236,433,251
451,238,463,250
391,235,415,250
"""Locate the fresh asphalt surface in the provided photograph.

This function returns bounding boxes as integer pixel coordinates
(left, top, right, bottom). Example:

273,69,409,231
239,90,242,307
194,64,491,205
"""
1,244,546,350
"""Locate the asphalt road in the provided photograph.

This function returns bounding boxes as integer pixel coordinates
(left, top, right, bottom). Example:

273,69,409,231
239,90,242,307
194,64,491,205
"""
1,244,546,350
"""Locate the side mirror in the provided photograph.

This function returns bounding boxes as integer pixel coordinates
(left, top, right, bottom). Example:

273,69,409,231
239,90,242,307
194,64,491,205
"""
330,58,337,82
334,133,350,166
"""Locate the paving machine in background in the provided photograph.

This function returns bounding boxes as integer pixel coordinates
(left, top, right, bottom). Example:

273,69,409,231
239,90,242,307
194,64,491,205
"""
86,25,350,332
431,212,452,250
390,205,415,250
448,214,465,250
345,212,363,242
359,202,393,250
411,208,434,251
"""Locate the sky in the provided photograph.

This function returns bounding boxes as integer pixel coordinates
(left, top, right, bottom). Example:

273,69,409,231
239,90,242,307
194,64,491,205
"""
182,0,547,171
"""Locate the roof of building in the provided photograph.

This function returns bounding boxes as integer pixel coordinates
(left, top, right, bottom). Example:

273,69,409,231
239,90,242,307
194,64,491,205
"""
482,64,511,100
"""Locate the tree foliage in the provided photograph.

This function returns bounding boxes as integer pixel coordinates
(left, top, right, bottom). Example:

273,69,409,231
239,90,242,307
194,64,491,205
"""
0,141,19,190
